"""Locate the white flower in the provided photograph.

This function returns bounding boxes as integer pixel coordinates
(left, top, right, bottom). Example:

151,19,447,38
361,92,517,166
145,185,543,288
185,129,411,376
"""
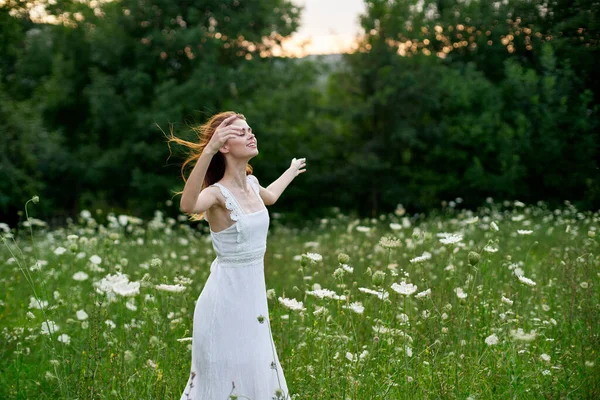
125,298,137,311
483,245,498,253
278,297,306,312
342,302,364,314
540,353,551,362
54,246,67,255
313,306,328,316
415,288,431,299
490,221,499,231
454,287,468,299
501,296,513,305
89,255,102,265
72,271,89,281
76,310,88,320
391,281,418,296
379,236,402,248
341,264,354,273
29,297,47,310
358,287,390,300
57,334,71,344
41,320,59,335
94,272,140,297
303,252,323,263
112,280,140,297
155,283,186,293
118,215,129,226
105,319,116,329
345,352,355,361
510,328,537,342
439,234,463,245
409,251,432,263
517,275,537,287
485,334,499,346
517,229,533,235
390,223,402,231
356,226,371,233
306,288,346,300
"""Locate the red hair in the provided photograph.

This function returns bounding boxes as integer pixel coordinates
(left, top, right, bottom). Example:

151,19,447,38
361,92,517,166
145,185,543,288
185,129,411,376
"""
164,111,253,222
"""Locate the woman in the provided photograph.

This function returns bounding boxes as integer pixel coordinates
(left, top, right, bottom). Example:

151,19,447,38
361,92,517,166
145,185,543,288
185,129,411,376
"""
172,111,306,399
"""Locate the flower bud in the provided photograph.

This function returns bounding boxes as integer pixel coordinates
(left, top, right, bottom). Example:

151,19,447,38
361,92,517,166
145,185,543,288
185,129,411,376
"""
338,253,350,264
468,251,480,266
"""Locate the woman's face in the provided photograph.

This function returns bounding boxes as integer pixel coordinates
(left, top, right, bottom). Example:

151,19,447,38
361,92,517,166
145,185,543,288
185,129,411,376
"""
223,118,258,158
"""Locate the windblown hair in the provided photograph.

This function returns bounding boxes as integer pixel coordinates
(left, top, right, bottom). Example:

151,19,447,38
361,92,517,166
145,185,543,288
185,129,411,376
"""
165,111,252,222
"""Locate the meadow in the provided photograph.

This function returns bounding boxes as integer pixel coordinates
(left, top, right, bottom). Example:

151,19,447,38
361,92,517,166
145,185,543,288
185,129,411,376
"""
1,197,598,399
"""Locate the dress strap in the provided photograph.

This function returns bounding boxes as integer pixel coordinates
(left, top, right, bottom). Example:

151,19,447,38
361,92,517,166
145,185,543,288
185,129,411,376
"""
247,175,265,206
210,183,243,222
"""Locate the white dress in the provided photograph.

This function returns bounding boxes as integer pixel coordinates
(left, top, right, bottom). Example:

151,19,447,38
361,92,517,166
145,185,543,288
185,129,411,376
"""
180,174,290,400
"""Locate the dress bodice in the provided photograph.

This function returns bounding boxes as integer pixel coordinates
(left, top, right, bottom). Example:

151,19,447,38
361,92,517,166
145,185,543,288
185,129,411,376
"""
208,174,270,261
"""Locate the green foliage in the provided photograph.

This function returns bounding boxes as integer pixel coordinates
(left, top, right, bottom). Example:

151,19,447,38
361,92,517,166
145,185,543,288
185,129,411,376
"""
0,0,598,226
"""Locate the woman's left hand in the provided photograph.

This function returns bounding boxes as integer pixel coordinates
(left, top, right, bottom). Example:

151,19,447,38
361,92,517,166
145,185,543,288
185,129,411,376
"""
290,158,307,177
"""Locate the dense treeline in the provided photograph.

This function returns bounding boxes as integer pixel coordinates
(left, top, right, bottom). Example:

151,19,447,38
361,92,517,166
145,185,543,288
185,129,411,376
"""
1,0,598,228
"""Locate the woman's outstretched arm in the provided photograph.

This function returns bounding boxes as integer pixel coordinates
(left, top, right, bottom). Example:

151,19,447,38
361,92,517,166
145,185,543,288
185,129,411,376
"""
258,157,306,205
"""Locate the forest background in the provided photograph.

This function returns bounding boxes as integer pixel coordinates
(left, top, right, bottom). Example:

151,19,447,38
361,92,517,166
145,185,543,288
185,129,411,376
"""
1,0,598,227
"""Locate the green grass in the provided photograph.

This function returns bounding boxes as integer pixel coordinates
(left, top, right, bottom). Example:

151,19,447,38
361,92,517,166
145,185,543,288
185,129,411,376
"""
1,198,598,399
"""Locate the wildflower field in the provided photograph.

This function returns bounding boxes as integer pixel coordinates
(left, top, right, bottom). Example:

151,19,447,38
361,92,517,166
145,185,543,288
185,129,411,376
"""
1,198,598,399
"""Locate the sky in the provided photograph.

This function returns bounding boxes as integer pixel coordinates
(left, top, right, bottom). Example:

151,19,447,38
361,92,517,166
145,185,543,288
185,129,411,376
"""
4,0,367,57
279,0,367,57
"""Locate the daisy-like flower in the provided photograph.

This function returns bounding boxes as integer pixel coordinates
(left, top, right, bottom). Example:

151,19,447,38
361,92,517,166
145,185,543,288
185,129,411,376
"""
76,310,88,320
483,245,498,253
510,328,537,342
95,273,140,297
341,264,354,273
409,251,432,264
54,247,67,256
454,287,468,299
490,221,499,231
389,223,402,231
517,230,533,235
72,271,89,281
391,281,418,296
465,216,479,224
517,275,536,287
278,297,306,311
379,236,402,248
89,255,102,265
41,320,59,335
439,234,463,245
155,283,186,293
57,334,71,344
305,288,346,301
501,296,513,305
342,302,364,314
358,287,390,300
29,297,47,310
303,252,323,264
356,226,371,233
415,288,431,299
485,334,499,346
